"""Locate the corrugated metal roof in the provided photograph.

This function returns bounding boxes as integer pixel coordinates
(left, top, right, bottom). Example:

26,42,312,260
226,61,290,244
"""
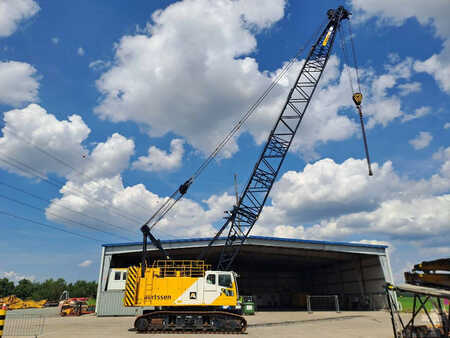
102,235,388,249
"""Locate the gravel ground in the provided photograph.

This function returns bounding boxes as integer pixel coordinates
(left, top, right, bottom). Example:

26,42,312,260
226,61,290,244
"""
2,309,400,337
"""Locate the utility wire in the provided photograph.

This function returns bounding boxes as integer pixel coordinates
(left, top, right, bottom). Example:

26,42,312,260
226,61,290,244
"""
0,193,132,241
0,154,141,226
0,154,176,239
0,124,178,240
0,122,172,222
0,180,135,236
0,210,104,242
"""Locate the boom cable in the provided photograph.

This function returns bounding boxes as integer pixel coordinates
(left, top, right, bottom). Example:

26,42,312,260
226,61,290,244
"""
143,18,329,232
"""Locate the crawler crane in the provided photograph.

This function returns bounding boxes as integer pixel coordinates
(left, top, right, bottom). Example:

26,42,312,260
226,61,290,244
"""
124,5,372,333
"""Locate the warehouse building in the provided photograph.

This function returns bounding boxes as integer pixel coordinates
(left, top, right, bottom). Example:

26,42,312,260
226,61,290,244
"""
95,236,394,316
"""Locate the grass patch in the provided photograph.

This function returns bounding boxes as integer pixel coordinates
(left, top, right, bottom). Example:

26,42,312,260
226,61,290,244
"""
397,296,436,312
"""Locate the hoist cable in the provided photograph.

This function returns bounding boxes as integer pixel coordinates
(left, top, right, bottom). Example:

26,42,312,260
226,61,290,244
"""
338,20,373,176
338,23,355,94
348,20,362,93
143,18,328,232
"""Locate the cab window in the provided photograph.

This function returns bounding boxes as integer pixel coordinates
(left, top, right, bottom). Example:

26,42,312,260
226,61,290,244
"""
206,274,216,285
218,274,232,288
122,272,127,280
114,271,121,280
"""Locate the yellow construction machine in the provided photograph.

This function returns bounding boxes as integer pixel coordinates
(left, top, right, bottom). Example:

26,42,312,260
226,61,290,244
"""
0,295,47,310
125,258,244,332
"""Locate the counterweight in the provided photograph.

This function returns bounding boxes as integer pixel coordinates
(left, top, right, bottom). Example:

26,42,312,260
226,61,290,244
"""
203,6,351,271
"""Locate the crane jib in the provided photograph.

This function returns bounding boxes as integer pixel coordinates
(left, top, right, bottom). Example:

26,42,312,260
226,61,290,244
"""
210,6,351,271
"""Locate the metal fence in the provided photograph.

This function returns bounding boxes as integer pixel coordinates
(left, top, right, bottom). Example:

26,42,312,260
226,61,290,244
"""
3,314,45,337
307,295,340,313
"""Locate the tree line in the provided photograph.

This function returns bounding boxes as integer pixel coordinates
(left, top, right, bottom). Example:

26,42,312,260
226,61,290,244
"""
0,278,97,301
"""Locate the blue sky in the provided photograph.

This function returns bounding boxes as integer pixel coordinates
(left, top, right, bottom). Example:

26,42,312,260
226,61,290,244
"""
0,0,448,283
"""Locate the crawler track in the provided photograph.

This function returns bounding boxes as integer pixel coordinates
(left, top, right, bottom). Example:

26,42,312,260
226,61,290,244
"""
133,311,247,334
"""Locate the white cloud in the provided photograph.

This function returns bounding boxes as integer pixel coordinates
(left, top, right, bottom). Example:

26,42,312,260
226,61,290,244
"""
3,103,447,256
250,151,450,252
0,104,91,177
132,138,184,172
0,102,230,239
89,60,111,71
414,40,450,94
409,131,432,150
46,175,235,239
419,246,450,256
266,158,403,224
432,147,450,178
0,61,39,106
2,270,35,283
350,0,450,38
351,239,393,250
94,0,291,158
362,58,415,129
323,195,450,240
0,0,39,37
77,47,85,56
397,82,421,96
94,1,413,159
350,0,450,94
90,0,429,162
78,259,92,267
432,147,450,162
69,133,135,183
402,106,431,123
444,122,450,129
51,37,59,44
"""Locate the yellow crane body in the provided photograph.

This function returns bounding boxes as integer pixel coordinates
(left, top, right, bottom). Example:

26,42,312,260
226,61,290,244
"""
123,260,246,332
124,260,238,308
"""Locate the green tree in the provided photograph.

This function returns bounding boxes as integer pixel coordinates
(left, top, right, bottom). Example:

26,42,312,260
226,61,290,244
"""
0,278,15,297
31,278,67,301
68,280,97,298
14,279,35,299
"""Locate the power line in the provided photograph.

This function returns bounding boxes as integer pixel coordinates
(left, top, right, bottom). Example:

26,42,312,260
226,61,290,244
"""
0,180,136,236
0,154,177,240
0,209,104,242
0,154,144,230
0,122,171,223
0,192,132,241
